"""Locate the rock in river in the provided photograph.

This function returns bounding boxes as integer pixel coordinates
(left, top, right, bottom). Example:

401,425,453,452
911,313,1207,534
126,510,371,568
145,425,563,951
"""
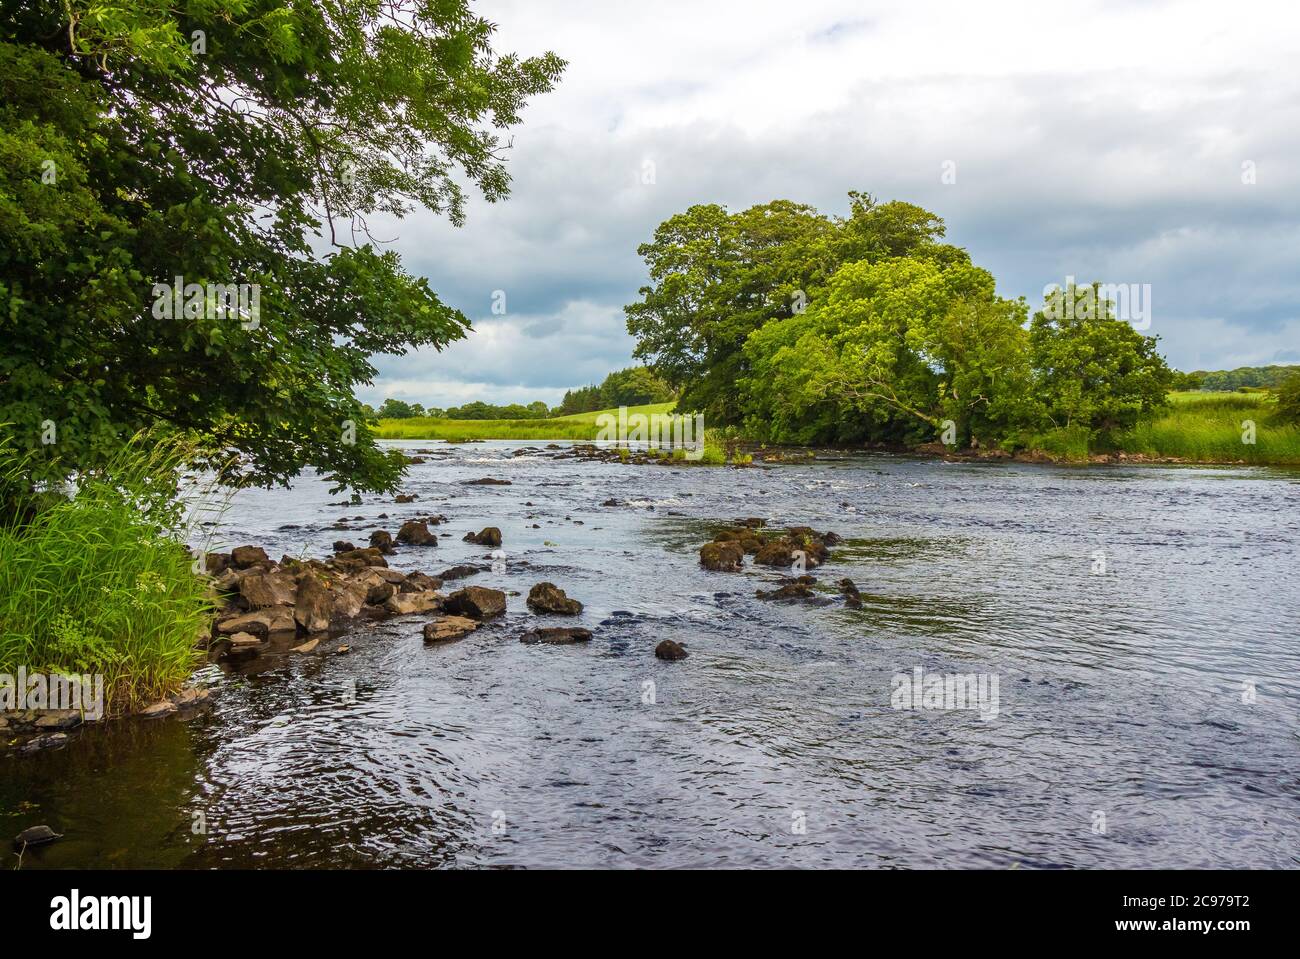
520,627,592,645
699,540,744,571
423,616,479,644
13,825,62,850
463,527,502,547
527,582,583,615
396,520,437,546
442,586,507,620
655,639,689,660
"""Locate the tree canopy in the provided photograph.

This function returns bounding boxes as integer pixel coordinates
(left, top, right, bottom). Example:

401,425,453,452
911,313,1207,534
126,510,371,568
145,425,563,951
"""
627,193,1174,452
0,0,563,497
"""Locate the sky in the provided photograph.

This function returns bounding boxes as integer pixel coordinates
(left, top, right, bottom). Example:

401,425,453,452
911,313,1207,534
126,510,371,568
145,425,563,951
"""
358,0,1300,409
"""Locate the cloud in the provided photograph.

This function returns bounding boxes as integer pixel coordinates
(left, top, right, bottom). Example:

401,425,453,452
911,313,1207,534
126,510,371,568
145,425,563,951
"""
361,0,1300,404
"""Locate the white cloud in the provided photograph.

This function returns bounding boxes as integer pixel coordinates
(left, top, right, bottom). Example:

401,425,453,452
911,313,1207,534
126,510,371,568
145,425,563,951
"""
363,0,1300,401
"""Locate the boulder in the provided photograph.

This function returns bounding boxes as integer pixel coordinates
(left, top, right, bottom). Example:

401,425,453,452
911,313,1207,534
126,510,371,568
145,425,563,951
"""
655,639,689,661
423,616,479,643
443,586,507,620
291,638,320,654
527,582,583,615
330,580,368,620
332,540,358,553
462,477,512,485
699,541,744,571
396,520,437,546
230,545,270,569
519,627,592,645
463,527,502,547
238,569,297,609
294,572,332,633
395,493,417,503
369,530,396,553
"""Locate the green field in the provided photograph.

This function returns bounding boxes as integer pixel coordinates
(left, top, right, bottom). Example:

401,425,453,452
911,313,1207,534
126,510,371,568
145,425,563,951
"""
374,402,678,441
1113,391,1300,465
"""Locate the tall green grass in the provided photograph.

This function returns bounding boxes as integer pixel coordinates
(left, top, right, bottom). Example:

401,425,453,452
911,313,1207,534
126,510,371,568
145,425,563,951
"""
0,432,213,715
1114,392,1300,465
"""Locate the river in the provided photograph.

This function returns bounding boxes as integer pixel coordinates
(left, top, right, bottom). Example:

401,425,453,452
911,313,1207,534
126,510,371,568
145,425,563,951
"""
3,442,1298,868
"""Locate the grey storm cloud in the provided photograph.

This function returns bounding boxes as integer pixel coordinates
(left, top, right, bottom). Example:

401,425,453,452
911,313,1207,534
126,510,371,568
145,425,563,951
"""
357,0,1299,407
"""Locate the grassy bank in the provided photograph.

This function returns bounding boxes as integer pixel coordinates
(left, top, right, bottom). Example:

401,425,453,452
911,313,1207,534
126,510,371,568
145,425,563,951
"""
375,401,678,441
0,436,210,715
1114,392,1300,465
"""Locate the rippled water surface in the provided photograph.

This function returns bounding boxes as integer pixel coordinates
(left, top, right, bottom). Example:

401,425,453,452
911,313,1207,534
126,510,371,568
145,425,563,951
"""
4,443,1298,868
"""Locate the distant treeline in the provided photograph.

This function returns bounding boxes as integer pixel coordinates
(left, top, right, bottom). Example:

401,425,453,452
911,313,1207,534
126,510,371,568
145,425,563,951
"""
369,366,675,420
1175,365,1299,392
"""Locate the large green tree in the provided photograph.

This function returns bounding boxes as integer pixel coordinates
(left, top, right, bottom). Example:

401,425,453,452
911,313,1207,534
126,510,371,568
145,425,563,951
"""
740,256,1034,447
1028,282,1173,438
0,0,563,497
626,194,957,423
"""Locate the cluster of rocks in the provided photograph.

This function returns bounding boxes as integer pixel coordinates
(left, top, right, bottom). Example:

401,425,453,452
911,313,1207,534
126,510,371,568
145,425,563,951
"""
698,520,841,573
206,543,452,661
694,520,865,609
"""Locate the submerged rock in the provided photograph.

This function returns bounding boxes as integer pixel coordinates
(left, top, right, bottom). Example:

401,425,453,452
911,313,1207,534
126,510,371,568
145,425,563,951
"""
462,477,512,485
139,700,177,719
439,564,484,581
839,578,863,608
527,582,583,615
18,733,68,754
13,825,61,850
519,627,592,645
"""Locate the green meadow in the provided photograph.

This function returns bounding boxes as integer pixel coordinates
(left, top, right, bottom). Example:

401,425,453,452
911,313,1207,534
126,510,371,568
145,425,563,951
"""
1114,391,1300,465
375,402,678,441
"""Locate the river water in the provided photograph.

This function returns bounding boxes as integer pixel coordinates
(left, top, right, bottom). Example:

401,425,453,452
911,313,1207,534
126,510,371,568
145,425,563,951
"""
3,442,1298,868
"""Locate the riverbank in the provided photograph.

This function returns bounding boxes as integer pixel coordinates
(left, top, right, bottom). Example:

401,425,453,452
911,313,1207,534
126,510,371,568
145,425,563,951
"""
373,393,1300,467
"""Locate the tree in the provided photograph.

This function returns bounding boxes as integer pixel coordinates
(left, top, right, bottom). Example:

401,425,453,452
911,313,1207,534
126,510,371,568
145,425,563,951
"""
376,399,423,420
1028,282,1173,438
1274,368,1300,425
625,194,957,423
597,366,675,407
0,1,563,498
740,256,1029,447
